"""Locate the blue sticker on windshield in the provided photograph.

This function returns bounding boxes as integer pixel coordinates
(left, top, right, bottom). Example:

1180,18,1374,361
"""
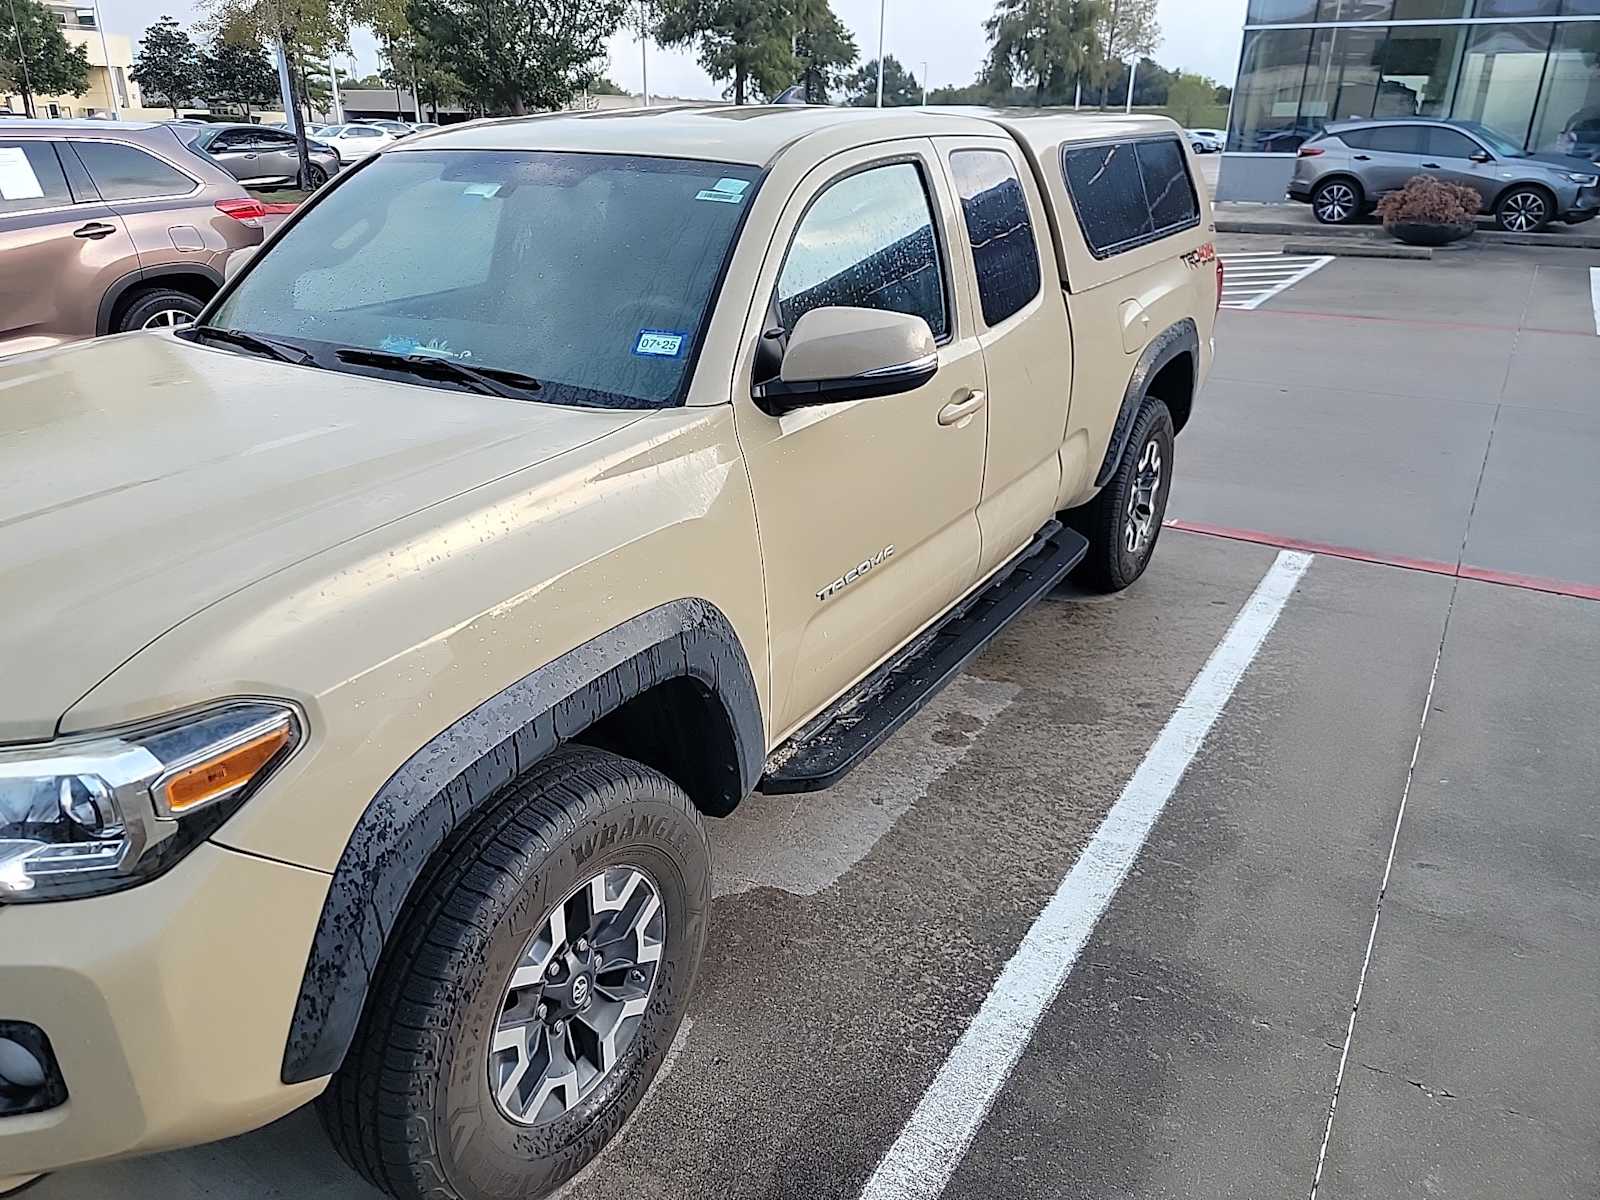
634,329,686,357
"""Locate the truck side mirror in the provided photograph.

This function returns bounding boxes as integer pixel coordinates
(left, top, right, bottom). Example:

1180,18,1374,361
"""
753,306,937,415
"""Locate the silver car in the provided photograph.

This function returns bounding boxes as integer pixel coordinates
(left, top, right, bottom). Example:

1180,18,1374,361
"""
171,122,341,190
1288,118,1600,232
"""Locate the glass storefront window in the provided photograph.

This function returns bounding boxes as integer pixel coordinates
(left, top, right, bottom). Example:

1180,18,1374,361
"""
1559,0,1600,15
1228,28,1314,151
1529,21,1600,157
1377,24,1468,117
1473,0,1558,13
1315,0,1393,17
1391,0,1472,15
1302,26,1388,132
1454,23,1554,148
1245,0,1318,22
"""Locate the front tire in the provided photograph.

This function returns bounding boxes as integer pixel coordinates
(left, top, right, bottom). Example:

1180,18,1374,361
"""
1311,177,1363,224
1495,186,1551,233
1068,398,1175,593
306,163,329,189
319,746,710,1200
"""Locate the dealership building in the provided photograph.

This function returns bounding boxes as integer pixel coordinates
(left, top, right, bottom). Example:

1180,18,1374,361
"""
1219,1,1600,202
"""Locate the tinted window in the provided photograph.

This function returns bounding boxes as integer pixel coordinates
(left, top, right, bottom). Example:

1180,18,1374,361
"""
777,162,947,340
72,141,194,199
1135,138,1198,231
948,149,1041,327
208,130,253,151
255,130,297,148
208,150,758,410
1424,127,1483,158
0,141,73,213
1364,125,1427,153
349,127,383,139
1062,142,1153,254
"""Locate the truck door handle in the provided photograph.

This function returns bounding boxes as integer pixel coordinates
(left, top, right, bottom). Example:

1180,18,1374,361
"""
73,222,117,240
938,389,987,426
1352,154,1370,161
1422,162,1441,169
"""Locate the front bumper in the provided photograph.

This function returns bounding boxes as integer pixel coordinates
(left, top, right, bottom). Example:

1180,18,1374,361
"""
1560,185,1600,223
0,842,330,1176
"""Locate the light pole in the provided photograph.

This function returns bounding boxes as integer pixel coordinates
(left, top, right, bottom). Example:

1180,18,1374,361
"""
90,0,119,118
920,59,927,106
874,0,885,107
1124,56,1136,114
639,0,650,106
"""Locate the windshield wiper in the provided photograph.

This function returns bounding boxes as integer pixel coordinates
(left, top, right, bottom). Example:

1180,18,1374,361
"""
188,326,317,365
334,348,543,399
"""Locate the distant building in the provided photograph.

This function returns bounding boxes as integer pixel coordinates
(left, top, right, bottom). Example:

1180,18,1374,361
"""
0,0,163,119
1220,1,1600,203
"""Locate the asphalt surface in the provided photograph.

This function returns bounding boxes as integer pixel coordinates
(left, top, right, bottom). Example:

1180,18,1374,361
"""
31,240,1600,1200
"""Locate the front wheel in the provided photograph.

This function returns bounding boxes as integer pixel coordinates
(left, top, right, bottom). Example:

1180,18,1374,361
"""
1311,178,1362,224
1495,186,1551,233
319,746,710,1200
306,163,329,189
1067,398,1175,593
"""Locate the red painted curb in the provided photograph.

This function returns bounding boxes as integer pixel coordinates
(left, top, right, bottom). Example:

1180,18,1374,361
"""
1165,519,1600,603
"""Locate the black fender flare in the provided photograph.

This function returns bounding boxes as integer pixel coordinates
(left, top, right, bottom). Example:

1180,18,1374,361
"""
1092,318,1199,488
279,598,763,1084
96,263,224,336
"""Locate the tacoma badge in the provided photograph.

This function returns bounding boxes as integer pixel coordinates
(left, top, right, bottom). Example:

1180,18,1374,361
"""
817,545,895,602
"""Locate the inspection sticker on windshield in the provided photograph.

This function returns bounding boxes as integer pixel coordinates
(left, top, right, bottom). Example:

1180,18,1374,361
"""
634,329,686,357
694,177,750,204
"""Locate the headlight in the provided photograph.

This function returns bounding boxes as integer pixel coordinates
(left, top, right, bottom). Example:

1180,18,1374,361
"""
0,702,301,904
1568,172,1599,186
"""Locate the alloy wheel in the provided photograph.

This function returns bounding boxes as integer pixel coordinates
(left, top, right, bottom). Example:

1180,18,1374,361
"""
141,309,194,329
1124,437,1162,557
488,866,665,1126
1314,182,1356,223
1502,191,1546,232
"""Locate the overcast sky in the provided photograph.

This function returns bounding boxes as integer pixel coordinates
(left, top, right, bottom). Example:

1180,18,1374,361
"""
104,0,1247,102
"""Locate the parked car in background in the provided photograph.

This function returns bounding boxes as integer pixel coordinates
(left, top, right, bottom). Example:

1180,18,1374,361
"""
1555,108,1600,166
1187,129,1222,154
352,118,417,136
0,121,269,355
1290,118,1600,231
311,122,396,162
170,122,341,190
411,122,440,132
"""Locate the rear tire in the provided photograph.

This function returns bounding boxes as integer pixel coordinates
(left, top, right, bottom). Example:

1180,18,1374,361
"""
1068,398,1175,593
115,288,203,332
1311,177,1363,224
306,163,329,189
318,746,710,1200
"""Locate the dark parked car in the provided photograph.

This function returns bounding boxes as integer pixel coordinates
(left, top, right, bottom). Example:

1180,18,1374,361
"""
1289,118,1600,232
170,122,340,190
0,121,269,355
1555,109,1600,166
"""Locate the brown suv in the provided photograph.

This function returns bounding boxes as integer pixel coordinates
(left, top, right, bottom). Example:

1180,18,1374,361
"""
0,121,268,355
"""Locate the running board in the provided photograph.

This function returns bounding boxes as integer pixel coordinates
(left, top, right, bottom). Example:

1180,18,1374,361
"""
760,521,1088,794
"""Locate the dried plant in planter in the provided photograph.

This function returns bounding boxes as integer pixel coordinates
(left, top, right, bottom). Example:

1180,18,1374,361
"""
1375,175,1482,226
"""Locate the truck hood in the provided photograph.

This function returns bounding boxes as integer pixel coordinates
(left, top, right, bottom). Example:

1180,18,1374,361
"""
0,334,644,744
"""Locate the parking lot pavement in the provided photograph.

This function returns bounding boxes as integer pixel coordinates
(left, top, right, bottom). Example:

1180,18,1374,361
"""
32,241,1600,1200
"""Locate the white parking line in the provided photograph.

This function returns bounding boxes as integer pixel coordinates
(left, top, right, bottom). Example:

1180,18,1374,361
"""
1590,267,1599,335
857,549,1315,1200
1219,252,1334,311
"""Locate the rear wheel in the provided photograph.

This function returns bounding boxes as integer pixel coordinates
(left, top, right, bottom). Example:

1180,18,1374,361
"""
1311,177,1362,224
115,288,203,332
318,746,710,1200
1068,398,1175,593
1495,186,1551,233
306,163,329,189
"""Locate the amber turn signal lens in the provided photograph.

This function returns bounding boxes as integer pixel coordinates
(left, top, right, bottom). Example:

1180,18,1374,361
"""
158,724,292,814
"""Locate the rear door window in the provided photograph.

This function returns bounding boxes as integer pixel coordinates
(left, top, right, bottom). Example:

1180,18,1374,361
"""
71,141,196,200
777,161,948,340
1060,135,1199,258
948,148,1041,326
1364,126,1426,155
0,141,73,213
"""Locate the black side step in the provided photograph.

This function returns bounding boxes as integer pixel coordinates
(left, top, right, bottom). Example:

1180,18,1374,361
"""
760,521,1088,794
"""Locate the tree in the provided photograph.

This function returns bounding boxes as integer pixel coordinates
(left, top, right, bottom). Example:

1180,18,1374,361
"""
589,74,625,94
0,0,90,117
1094,0,1157,107
653,0,793,105
790,0,856,103
984,0,1102,107
1166,71,1215,126
201,32,278,116
405,0,626,114
845,55,920,107
131,16,202,116
1213,83,1231,106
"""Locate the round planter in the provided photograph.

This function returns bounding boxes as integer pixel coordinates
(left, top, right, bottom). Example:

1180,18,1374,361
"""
1387,221,1475,247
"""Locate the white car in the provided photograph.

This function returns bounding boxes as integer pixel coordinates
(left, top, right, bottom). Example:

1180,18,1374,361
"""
1187,128,1224,154
309,122,396,163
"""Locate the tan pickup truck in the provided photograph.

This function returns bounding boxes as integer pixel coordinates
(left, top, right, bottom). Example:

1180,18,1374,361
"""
0,105,1219,1199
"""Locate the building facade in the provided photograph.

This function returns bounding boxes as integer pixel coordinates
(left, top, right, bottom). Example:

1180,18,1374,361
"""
1219,0,1600,201
0,0,171,119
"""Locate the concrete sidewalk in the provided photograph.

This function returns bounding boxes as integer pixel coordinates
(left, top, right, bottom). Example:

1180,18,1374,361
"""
1215,202,1600,251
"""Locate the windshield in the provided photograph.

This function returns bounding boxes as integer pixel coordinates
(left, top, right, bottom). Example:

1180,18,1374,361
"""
1457,122,1526,158
204,149,760,409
